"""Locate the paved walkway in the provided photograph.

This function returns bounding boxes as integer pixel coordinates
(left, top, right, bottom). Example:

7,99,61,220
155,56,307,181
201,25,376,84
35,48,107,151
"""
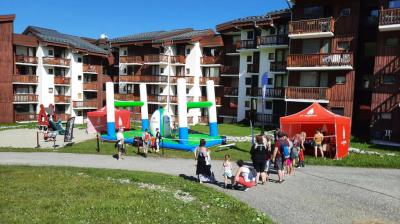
0,152,399,224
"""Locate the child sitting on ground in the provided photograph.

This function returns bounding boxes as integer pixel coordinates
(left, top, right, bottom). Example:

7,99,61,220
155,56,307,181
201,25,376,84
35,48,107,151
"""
223,154,234,189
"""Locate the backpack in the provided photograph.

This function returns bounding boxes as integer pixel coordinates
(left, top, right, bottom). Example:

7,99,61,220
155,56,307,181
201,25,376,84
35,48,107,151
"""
279,140,290,159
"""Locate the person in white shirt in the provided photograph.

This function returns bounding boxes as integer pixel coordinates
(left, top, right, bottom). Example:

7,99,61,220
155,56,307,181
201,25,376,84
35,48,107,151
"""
116,128,125,160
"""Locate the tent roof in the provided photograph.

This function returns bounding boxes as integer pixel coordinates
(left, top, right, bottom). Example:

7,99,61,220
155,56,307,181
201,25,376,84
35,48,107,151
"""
280,102,350,124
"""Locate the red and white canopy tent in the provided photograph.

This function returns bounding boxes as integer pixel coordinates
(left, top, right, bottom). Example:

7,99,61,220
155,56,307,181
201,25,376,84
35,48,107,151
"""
280,102,351,159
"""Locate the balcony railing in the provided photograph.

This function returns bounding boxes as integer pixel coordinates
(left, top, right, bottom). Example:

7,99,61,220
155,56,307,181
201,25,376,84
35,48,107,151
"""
115,94,139,101
14,112,37,122
169,76,195,84
83,82,98,90
120,56,143,64
170,55,186,64
289,17,334,35
220,66,239,74
258,35,289,46
239,40,257,49
256,87,285,98
285,87,330,101
255,113,280,126
12,75,38,84
199,77,220,85
54,95,71,103
224,87,238,96
247,64,259,73
73,100,98,108
42,57,70,66
13,94,38,102
15,55,38,64
379,8,400,26
54,76,71,85
201,56,222,64
58,114,71,121
225,43,239,53
270,62,287,72
144,54,169,63
147,95,178,103
287,53,353,68
83,64,97,73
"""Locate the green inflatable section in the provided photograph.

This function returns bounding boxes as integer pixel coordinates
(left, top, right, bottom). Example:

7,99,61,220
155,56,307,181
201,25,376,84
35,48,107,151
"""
114,101,144,107
187,101,212,109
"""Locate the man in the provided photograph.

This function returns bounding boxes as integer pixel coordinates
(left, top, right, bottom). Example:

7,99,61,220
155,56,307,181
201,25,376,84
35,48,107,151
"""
116,128,125,160
271,131,288,183
155,128,162,153
314,129,324,158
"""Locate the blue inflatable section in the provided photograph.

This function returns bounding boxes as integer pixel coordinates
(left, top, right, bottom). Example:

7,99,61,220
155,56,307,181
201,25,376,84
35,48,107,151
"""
141,119,149,131
209,122,218,136
107,122,116,137
179,127,189,144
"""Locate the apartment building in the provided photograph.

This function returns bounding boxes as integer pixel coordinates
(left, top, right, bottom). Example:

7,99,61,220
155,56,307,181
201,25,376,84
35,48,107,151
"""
216,10,291,125
0,15,110,124
109,29,224,125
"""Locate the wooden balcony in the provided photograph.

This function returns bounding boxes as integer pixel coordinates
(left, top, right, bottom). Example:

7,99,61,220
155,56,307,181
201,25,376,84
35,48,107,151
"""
147,95,178,103
201,56,222,65
115,94,139,101
379,8,400,31
270,62,287,73
285,87,330,102
54,95,71,103
83,82,98,90
247,64,259,73
13,94,38,103
258,35,289,47
225,43,239,54
287,53,353,70
238,40,257,49
120,56,143,64
54,76,71,85
169,76,195,84
170,55,186,64
73,100,98,108
15,55,38,64
42,57,70,66
83,64,98,73
58,113,71,121
12,75,38,84
144,54,169,63
256,87,285,99
255,113,280,126
220,66,239,74
199,77,220,85
224,87,238,96
289,17,335,39
14,112,37,122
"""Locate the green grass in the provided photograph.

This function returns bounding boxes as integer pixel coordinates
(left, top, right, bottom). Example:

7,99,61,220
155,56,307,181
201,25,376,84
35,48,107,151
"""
0,166,270,224
304,154,400,169
0,122,38,131
350,137,399,155
190,123,263,137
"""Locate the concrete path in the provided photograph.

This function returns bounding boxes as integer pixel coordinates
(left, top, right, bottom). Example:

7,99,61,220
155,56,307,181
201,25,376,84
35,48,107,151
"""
0,128,95,148
0,152,399,224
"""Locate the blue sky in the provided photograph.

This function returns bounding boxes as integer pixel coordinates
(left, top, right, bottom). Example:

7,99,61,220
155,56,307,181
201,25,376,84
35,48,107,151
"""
0,0,288,39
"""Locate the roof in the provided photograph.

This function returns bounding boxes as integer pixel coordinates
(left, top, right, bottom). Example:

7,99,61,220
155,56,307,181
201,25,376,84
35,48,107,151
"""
153,29,214,43
23,26,108,55
110,28,193,44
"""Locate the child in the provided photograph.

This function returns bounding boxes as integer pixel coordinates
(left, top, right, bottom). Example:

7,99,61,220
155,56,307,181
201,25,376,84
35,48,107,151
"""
155,128,161,153
223,154,233,189
142,129,151,157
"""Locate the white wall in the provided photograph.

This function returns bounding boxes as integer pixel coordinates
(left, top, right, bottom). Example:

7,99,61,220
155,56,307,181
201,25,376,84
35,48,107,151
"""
70,52,84,123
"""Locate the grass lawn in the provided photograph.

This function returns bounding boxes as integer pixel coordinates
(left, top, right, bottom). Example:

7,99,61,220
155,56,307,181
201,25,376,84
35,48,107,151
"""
0,166,270,224
190,123,263,136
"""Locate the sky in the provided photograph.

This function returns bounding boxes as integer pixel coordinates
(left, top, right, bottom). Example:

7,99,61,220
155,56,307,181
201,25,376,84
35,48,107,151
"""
0,0,288,39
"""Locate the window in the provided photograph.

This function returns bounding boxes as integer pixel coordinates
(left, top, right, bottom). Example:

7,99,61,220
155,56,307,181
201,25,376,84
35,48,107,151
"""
265,101,272,110
123,50,127,56
186,48,191,55
78,75,82,81
186,68,190,74
77,111,83,116
123,68,127,74
48,88,53,94
383,74,396,84
160,47,164,54
78,57,82,63
245,77,252,85
339,8,351,16
246,55,253,63
337,41,350,52
269,27,276,35
364,42,377,57
268,53,275,60
247,31,254,40
245,101,250,108
246,88,252,95
160,68,164,74
389,0,400,8
336,76,346,84
300,72,318,87
385,38,399,47
381,113,392,120
48,68,54,74
304,6,323,19
267,78,273,85
48,49,54,56
331,107,344,116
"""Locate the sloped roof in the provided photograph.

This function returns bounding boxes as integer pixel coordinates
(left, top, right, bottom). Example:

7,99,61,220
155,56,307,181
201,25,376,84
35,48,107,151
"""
23,26,108,55
154,29,214,43
110,28,193,43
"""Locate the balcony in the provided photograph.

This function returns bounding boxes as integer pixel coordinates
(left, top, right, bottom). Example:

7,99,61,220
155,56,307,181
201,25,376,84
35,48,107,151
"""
199,77,221,85
170,55,186,64
225,43,239,54
13,94,38,103
379,8,400,31
14,112,37,122
258,35,289,48
200,56,222,65
224,87,238,96
12,75,38,84
54,95,71,104
247,64,259,73
83,82,98,91
54,76,71,85
169,76,195,84
83,64,98,73
15,55,38,65
255,113,280,126
73,100,98,109
289,17,335,39
220,66,239,75
115,94,139,101
287,53,353,71
147,95,178,104
238,40,257,50
42,57,70,67
120,56,143,64
57,113,71,121
144,54,169,64
256,87,285,99
270,62,287,73
285,87,330,102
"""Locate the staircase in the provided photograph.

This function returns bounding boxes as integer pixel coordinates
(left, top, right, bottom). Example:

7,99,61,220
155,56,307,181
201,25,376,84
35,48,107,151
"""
370,91,400,126
373,56,400,87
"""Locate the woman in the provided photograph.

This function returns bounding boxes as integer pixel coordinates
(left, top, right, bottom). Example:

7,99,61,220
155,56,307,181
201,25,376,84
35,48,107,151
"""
195,139,214,183
313,129,324,158
297,132,306,168
234,160,256,191
250,135,268,185
264,135,272,173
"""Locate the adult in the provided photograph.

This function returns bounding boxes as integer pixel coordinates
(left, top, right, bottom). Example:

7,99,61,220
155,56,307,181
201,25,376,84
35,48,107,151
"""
234,160,256,191
195,139,214,183
250,135,268,185
263,135,272,173
313,129,324,158
116,128,125,160
272,132,289,183
297,132,306,168
274,128,281,142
